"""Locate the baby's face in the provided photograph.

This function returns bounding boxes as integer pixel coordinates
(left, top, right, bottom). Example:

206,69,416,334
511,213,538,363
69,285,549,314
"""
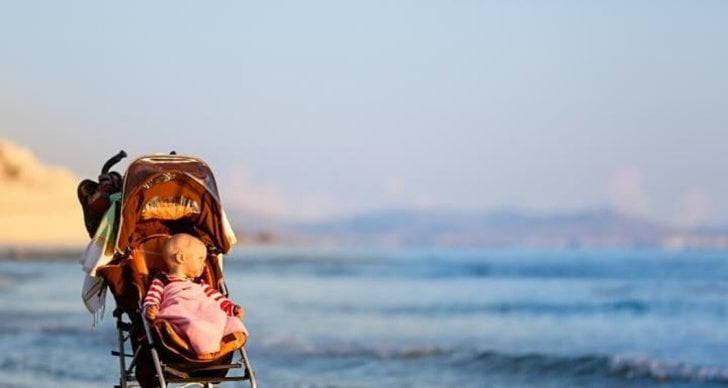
181,243,208,278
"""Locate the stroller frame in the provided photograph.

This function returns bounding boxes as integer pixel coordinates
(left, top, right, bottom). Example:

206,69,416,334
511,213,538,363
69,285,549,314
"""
87,153,258,388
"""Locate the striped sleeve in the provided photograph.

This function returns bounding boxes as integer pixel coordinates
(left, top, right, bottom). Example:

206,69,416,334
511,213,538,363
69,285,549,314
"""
202,282,236,316
143,278,165,310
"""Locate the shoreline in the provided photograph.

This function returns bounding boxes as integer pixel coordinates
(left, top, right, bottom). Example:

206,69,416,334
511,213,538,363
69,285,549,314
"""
0,245,84,261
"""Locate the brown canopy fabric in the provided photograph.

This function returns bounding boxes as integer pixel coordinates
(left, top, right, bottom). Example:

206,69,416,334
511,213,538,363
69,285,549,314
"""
115,155,234,254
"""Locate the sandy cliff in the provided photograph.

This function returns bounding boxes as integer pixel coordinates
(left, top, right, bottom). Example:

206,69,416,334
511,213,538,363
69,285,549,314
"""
0,140,87,247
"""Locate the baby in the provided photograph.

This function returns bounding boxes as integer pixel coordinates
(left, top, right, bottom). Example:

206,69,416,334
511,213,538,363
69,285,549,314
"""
142,233,247,359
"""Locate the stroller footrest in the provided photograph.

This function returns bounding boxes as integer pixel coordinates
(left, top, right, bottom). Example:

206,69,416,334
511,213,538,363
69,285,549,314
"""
166,376,250,384
163,365,189,379
191,362,243,372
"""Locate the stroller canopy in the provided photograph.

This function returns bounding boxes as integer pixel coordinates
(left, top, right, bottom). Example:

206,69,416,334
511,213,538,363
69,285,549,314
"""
115,155,236,254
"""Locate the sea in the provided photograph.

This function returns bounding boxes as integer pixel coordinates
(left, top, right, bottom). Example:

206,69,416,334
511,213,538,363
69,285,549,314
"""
1,247,728,387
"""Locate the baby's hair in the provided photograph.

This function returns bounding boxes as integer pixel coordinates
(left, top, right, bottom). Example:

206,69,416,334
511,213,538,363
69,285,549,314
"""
163,233,206,261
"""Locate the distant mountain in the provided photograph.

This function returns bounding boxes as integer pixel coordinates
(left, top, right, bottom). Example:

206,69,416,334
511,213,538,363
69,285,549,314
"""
228,208,728,249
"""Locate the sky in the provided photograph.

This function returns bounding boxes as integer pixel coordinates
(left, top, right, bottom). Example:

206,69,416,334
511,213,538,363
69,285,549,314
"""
1,1,727,226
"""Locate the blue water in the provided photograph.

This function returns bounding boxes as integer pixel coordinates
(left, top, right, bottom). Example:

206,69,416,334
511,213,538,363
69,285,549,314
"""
1,247,728,387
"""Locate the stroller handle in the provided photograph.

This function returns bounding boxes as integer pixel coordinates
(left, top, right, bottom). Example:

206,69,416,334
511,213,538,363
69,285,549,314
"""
101,150,127,174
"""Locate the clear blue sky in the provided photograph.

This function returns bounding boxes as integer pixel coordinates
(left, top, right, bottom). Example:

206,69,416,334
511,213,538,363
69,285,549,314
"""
2,1,727,225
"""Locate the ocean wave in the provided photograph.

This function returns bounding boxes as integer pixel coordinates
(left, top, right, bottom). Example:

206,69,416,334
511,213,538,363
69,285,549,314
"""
0,353,111,382
0,268,34,290
463,351,728,384
0,310,94,334
609,355,728,383
254,336,454,360
291,299,652,317
225,258,676,281
253,338,728,384
396,299,650,315
0,274,16,289
226,249,728,282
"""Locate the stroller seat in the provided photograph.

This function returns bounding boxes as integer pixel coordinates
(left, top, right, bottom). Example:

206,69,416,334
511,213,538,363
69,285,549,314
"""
132,235,248,362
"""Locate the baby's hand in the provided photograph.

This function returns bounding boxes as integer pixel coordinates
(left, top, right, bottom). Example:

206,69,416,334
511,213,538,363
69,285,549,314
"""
233,305,245,319
145,305,159,320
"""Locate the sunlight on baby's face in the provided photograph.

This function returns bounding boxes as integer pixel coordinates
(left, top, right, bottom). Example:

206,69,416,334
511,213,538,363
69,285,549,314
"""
182,244,207,278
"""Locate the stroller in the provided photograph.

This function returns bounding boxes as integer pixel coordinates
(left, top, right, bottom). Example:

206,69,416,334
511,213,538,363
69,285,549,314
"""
79,151,257,388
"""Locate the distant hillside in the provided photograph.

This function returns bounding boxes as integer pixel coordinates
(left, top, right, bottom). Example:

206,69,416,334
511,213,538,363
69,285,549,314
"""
0,140,87,247
229,208,728,249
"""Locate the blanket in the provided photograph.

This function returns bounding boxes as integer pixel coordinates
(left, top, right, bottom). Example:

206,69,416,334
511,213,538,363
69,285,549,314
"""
156,280,246,355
